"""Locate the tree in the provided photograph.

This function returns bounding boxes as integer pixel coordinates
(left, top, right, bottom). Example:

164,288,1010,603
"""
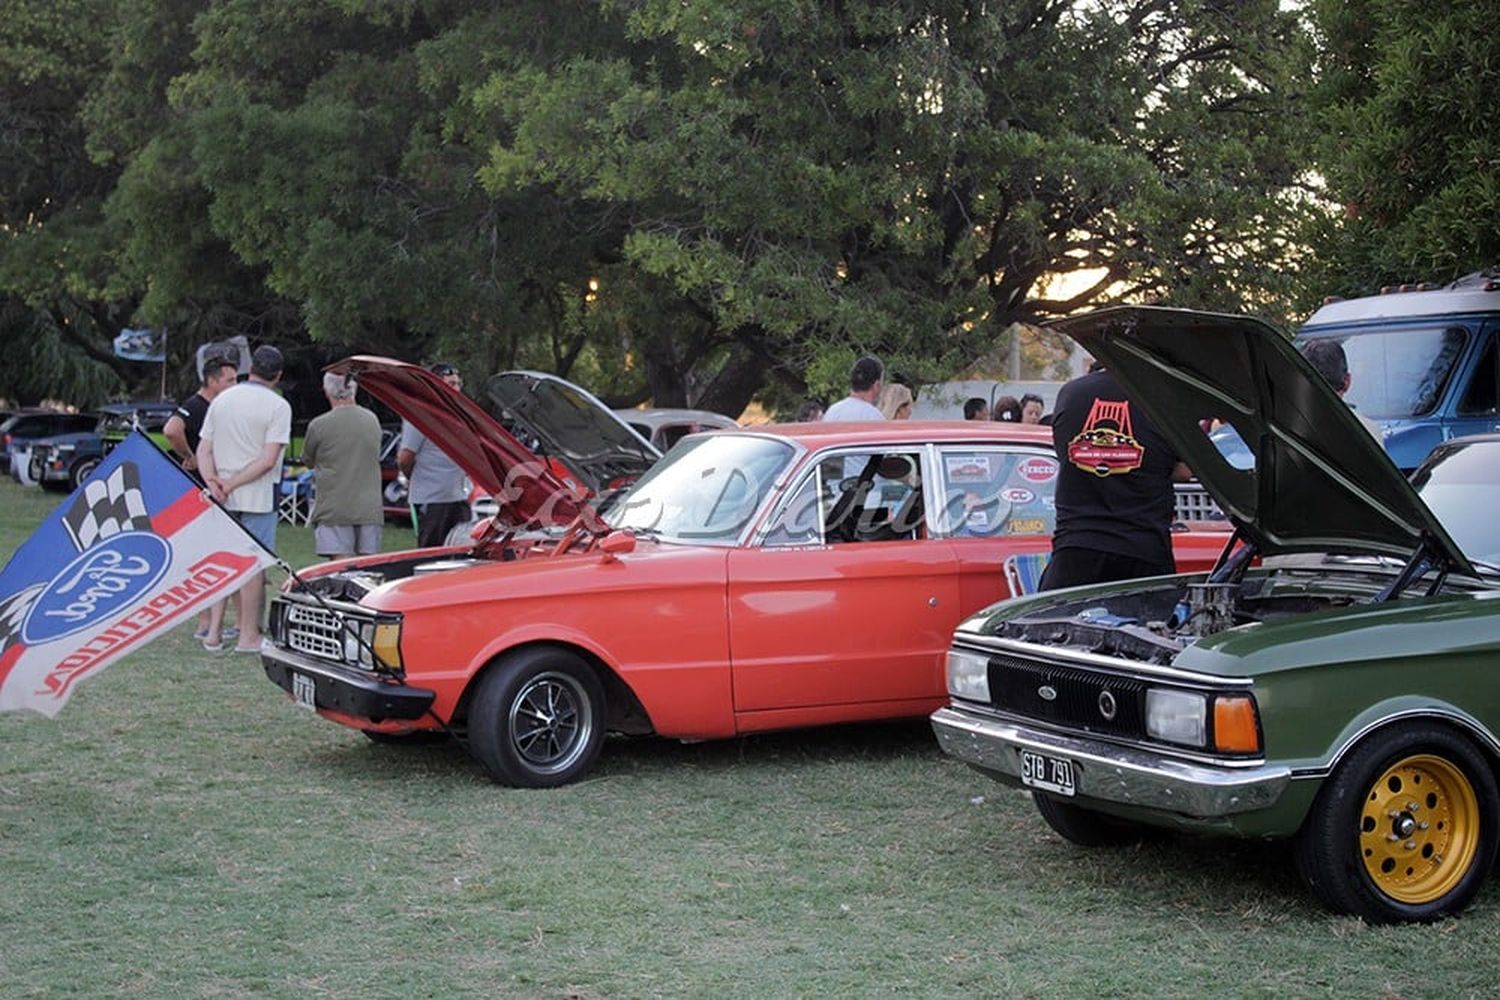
1305,0,1500,294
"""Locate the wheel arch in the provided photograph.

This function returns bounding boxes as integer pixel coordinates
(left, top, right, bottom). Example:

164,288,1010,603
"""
1313,705,1500,787
451,638,655,737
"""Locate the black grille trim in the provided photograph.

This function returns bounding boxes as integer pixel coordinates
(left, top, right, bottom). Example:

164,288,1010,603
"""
988,653,1148,740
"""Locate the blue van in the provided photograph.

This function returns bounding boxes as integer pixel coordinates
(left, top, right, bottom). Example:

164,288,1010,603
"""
1296,270,1500,471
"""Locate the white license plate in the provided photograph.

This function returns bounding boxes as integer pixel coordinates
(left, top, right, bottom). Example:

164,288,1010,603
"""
1020,749,1076,796
291,671,317,711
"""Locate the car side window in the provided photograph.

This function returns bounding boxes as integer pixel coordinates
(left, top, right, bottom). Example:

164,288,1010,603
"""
1457,333,1498,416
762,449,925,546
936,448,1057,538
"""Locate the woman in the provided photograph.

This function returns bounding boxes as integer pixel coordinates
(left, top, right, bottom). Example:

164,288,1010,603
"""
877,383,914,419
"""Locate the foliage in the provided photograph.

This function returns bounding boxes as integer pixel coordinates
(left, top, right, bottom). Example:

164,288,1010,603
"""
1304,0,1500,295
1,1,1340,414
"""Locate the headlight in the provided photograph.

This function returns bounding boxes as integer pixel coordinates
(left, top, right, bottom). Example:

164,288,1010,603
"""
55,444,75,454
342,618,402,671
1145,688,1206,747
946,648,991,702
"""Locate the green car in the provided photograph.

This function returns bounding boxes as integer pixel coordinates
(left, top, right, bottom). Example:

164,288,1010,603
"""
931,306,1500,924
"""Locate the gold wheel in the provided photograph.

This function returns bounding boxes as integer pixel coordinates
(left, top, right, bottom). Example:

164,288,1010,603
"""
1359,753,1481,904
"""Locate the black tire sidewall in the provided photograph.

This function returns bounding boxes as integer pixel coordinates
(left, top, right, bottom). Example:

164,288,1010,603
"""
1296,723,1498,923
70,456,99,491
1033,792,1145,847
468,648,605,788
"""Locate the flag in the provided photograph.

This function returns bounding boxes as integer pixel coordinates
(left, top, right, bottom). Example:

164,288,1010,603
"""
112,328,167,362
0,432,277,717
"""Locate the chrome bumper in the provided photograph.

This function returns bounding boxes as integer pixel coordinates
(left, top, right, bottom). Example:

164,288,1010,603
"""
931,706,1290,817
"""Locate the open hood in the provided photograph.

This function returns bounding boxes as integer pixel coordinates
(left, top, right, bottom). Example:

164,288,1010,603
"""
327,357,585,529
1048,307,1474,573
482,371,659,496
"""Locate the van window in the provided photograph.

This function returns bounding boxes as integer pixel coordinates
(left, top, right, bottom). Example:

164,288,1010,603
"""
1333,326,1468,419
1458,334,1498,416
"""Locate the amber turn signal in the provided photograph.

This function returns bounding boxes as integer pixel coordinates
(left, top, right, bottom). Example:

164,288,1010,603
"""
1213,695,1261,753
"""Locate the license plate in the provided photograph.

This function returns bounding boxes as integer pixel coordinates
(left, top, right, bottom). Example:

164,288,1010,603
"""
291,671,317,711
1019,749,1076,796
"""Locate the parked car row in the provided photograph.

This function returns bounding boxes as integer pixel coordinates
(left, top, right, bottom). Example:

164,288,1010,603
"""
3,403,176,490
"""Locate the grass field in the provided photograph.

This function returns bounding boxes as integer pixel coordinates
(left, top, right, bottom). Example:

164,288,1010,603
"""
1,477,1498,997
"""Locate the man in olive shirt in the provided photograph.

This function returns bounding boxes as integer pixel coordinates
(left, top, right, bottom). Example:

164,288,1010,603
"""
303,373,384,557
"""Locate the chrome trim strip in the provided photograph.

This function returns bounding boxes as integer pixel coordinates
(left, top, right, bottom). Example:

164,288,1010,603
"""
952,634,1253,688
949,700,1267,769
932,707,1290,817
1321,707,1500,775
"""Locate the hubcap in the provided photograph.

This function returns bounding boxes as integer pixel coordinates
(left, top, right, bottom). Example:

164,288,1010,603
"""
1359,753,1480,904
508,671,593,774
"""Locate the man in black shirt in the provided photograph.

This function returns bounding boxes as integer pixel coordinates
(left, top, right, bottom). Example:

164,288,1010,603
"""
1038,363,1191,590
164,353,240,481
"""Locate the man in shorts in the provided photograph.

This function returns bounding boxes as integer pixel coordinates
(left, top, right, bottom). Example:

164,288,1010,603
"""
197,345,293,652
303,372,384,558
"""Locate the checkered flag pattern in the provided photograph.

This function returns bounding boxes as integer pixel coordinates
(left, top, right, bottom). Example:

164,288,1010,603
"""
62,462,152,552
0,583,43,656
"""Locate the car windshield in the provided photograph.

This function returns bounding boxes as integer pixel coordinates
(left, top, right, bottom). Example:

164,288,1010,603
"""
1309,325,1468,419
1411,440,1500,567
606,435,794,544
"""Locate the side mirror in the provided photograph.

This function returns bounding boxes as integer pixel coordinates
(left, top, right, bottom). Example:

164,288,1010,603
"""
599,529,637,562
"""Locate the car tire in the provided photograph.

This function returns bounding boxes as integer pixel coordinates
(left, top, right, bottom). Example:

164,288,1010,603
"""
1033,792,1146,847
68,456,100,491
363,729,450,746
467,647,605,788
1294,723,1498,923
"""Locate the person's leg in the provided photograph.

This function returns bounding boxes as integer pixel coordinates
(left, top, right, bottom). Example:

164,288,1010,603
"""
314,524,355,560
1038,547,1111,591
233,511,279,649
353,523,382,555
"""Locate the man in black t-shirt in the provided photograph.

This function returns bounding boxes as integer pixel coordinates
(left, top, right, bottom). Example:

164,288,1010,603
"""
1038,363,1191,591
164,353,240,481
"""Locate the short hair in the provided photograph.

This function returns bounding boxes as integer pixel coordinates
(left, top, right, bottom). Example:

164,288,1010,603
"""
323,372,357,401
1303,339,1349,389
250,345,284,379
430,362,459,377
963,397,988,419
794,399,825,422
201,354,238,384
850,355,883,393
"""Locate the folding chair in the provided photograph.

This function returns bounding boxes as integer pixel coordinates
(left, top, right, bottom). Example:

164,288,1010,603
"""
1003,551,1051,596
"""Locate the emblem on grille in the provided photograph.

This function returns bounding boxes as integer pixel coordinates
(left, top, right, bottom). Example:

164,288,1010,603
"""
1098,689,1117,720
1038,685,1057,702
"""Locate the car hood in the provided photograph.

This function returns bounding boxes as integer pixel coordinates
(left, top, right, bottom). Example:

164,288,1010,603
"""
483,371,659,495
327,356,586,529
1048,307,1473,573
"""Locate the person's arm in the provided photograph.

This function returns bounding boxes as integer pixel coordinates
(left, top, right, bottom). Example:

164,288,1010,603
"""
163,414,194,469
196,437,222,500
1171,461,1194,483
217,441,286,495
301,425,319,466
396,447,416,479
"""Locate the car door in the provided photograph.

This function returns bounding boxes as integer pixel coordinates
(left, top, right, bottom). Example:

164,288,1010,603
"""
725,445,960,721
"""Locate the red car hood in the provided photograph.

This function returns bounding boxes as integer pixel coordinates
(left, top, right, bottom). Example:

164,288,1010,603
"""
328,356,585,528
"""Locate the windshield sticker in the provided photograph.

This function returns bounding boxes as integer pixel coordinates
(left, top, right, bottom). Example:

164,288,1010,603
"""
1017,457,1059,482
1067,398,1146,477
945,455,994,483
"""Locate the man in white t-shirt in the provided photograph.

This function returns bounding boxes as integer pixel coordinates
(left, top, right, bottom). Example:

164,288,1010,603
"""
822,355,885,421
197,345,293,653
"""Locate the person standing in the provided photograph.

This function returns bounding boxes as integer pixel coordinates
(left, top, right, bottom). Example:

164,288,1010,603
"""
877,382,914,419
822,356,885,421
963,397,990,420
397,362,471,548
991,395,1022,422
1303,340,1383,439
196,345,292,652
1020,393,1045,425
164,350,241,644
303,373,384,558
1038,362,1191,591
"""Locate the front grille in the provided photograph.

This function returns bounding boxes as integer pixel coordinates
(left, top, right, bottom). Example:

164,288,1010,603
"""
988,653,1147,740
276,600,351,663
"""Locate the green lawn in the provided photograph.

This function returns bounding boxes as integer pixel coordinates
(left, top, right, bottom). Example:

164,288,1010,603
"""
1,477,1497,997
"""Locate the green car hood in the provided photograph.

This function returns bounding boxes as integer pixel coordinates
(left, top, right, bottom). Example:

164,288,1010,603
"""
1048,306,1473,574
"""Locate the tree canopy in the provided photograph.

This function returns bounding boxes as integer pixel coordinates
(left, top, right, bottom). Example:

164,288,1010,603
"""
0,1,1488,413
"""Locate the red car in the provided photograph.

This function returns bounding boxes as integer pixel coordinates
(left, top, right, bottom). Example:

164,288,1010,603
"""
261,359,1229,786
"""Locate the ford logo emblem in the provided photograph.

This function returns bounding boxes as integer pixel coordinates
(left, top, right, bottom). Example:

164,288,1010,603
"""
1098,689,1118,721
22,533,170,646
1038,685,1057,702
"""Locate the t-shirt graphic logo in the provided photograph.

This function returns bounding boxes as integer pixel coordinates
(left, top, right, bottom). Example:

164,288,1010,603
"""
1067,398,1146,477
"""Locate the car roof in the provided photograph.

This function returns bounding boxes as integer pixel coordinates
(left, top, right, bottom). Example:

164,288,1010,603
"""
735,420,1056,448
97,400,175,414
1304,272,1500,328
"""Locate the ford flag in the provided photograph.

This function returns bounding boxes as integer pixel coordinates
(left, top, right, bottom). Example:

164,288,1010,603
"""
0,432,277,716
